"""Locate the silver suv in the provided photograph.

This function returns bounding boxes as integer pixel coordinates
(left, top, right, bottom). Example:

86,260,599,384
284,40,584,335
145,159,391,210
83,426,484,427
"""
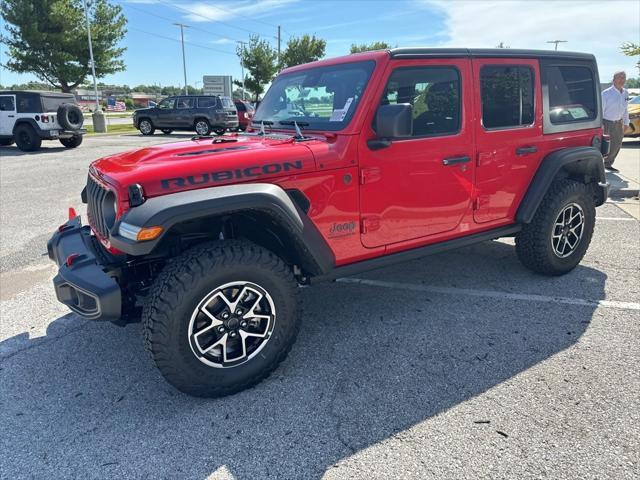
0,91,85,152
132,95,239,136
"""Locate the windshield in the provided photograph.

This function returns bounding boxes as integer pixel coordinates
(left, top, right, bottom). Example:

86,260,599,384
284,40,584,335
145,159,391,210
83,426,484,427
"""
253,60,376,131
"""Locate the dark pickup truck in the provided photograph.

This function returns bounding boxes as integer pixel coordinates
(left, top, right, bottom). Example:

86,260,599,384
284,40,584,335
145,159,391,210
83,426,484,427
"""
132,95,238,136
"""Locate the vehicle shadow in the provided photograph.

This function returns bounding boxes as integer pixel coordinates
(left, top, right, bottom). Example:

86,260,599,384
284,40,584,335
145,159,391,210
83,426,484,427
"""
0,145,68,156
0,241,604,478
621,139,639,149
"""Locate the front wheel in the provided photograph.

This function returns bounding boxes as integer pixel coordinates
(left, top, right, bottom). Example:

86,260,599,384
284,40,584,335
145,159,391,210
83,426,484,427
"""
142,241,299,397
138,119,155,135
515,180,596,276
60,135,83,148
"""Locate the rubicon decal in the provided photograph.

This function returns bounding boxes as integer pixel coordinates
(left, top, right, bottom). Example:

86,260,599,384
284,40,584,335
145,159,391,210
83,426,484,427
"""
161,160,303,189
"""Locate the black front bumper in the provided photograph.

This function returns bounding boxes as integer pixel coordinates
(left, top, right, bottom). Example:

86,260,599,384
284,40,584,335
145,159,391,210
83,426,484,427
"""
47,217,122,321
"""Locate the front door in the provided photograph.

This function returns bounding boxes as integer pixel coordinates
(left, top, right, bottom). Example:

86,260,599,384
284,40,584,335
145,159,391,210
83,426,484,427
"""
0,95,16,136
155,97,176,127
359,59,474,248
472,59,543,223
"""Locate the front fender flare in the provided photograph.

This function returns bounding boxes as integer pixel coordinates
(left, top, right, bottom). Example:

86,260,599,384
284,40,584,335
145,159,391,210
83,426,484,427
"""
109,183,335,275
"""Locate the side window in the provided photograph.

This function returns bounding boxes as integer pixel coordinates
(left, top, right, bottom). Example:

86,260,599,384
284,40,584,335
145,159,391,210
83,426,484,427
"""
546,66,596,124
480,66,534,129
16,95,40,113
176,97,194,109
381,67,461,137
0,96,15,111
158,98,175,109
197,97,218,108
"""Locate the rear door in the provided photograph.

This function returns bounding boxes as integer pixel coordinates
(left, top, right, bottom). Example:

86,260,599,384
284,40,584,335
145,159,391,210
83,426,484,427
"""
472,58,543,223
175,97,196,127
0,95,16,136
358,58,475,248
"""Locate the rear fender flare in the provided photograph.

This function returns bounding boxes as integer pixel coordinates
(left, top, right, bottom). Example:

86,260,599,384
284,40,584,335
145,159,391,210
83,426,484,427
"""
516,146,607,224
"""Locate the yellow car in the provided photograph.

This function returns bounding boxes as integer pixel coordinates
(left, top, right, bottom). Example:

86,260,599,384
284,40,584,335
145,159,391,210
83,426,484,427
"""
626,95,640,137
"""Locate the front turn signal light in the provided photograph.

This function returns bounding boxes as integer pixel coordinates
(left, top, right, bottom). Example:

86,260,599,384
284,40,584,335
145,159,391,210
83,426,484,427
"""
136,226,164,241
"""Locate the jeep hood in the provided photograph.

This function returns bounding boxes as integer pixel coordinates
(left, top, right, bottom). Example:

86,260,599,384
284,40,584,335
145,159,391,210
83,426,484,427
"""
92,135,318,198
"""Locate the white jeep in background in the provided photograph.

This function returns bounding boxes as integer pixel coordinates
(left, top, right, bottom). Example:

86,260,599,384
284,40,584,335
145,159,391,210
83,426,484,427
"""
0,91,86,152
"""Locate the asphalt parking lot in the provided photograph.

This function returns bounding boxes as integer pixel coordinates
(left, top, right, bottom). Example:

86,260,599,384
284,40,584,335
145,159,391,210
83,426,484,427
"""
1,135,639,479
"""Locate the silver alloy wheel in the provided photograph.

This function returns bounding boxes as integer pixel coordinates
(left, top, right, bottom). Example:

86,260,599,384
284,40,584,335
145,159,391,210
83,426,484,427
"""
551,202,585,258
188,281,276,368
139,120,152,134
195,121,209,135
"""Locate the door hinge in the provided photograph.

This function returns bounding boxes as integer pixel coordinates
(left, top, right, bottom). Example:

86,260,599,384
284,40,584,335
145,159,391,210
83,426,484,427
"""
361,216,381,234
359,167,382,185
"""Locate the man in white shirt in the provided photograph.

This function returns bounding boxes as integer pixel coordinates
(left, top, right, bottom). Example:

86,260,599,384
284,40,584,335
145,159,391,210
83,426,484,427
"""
601,71,630,172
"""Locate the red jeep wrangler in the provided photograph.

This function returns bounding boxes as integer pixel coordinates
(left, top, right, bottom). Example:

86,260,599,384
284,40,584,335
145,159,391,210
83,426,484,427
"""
48,49,609,397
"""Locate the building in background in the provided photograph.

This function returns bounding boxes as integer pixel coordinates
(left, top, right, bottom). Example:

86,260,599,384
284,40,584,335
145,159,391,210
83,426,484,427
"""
74,88,102,112
203,76,233,97
131,92,159,108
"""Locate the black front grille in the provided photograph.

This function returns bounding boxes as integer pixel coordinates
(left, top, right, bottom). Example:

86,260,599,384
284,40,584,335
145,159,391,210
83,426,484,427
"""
86,175,110,238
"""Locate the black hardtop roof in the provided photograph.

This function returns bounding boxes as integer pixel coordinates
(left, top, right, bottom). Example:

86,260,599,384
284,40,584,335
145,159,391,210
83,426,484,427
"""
0,90,75,97
389,48,595,61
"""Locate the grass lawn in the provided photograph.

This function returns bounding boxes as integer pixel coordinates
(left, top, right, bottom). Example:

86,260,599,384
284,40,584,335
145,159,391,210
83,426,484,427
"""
86,123,138,135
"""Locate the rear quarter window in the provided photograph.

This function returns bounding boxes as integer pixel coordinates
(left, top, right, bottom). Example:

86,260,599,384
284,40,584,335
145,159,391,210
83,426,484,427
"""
547,66,597,124
198,97,219,108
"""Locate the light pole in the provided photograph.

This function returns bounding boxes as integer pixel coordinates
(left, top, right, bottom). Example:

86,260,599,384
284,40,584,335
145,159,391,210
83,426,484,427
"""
83,0,106,132
547,40,568,51
174,23,189,95
237,40,247,100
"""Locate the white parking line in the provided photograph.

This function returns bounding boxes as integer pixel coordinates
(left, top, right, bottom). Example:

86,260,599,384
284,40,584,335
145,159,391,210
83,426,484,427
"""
337,278,640,311
596,217,638,221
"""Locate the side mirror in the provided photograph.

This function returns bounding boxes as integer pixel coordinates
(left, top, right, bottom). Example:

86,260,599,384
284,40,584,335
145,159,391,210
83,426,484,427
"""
369,103,413,150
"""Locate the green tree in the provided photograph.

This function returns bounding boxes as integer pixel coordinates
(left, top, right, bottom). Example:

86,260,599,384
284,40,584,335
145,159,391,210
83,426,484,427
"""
236,35,278,102
280,34,326,68
621,42,640,71
1,0,127,92
350,41,391,54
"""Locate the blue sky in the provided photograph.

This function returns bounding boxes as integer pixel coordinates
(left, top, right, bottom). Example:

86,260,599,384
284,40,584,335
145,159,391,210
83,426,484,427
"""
1,0,639,88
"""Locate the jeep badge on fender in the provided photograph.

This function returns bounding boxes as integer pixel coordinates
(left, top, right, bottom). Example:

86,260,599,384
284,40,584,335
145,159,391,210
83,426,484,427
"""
47,48,609,397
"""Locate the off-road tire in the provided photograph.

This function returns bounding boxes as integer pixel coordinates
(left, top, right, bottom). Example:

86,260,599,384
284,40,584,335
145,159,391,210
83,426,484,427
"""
60,135,83,148
14,124,42,152
0,138,13,146
515,179,595,276
142,240,299,397
138,119,155,135
57,103,84,130
161,129,173,135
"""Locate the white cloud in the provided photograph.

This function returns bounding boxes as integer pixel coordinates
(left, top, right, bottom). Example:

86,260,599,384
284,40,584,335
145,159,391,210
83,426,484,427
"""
211,38,234,44
178,0,298,23
418,0,640,78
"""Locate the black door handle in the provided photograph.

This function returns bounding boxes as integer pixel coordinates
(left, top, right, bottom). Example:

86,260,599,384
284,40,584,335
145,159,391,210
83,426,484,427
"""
8,115,15,117
442,155,471,166
516,146,538,155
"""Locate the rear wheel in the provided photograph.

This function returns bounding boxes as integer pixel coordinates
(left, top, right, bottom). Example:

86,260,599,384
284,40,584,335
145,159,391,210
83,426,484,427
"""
515,180,595,275
142,241,299,397
213,127,225,136
161,129,173,135
138,119,155,135
60,135,83,148
194,119,211,136
14,124,42,152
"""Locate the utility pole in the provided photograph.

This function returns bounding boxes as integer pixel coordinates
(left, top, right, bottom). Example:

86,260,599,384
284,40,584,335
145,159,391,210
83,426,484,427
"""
237,40,247,100
277,25,281,64
83,0,106,131
174,23,189,95
546,40,567,51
